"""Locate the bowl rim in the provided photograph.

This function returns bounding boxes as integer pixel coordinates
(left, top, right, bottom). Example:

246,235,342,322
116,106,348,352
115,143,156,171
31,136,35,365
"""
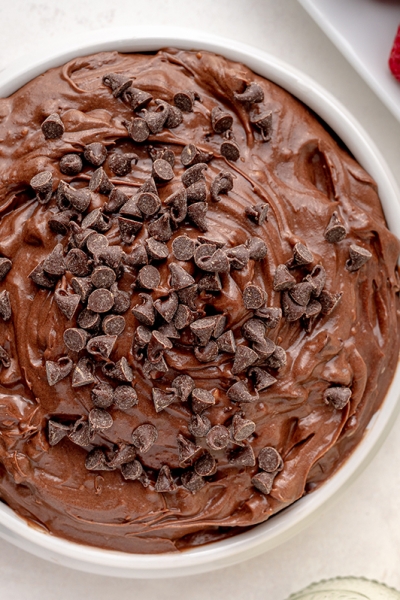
0,26,399,578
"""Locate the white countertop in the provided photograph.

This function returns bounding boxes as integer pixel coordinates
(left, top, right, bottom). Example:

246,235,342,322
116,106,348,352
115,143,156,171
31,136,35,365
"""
1,1,400,598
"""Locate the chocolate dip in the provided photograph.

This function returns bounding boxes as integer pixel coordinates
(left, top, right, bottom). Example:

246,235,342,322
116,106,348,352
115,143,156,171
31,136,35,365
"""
0,49,398,554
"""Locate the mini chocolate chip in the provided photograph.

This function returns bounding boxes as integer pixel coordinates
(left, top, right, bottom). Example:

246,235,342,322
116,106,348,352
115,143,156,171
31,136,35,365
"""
155,465,176,492
30,171,53,204
232,345,258,375
319,290,342,315
246,237,267,260
250,109,273,141
103,357,133,382
187,202,208,232
194,341,219,363
194,452,216,476
121,460,143,481
123,85,153,110
125,244,148,267
231,414,255,442
220,140,240,162
108,153,136,177
43,243,66,276
60,153,82,175
235,82,264,104
0,290,11,321
137,265,160,290
174,90,196,112
87,334,117,359
226,245,250,270
71,226,97,251
229,444,256,467
50,211,75,234
143,102,169,134
263,346,287,370
346,244,372,271
174,304,195,329
84,143,107,167
217,330,236,354
177,433,201,465
282,291,306,321
180,470,205,494
87,288,114,313
45,356,73,386
81,208,111,233
324,386,352,409
152,159,174,183
134,325,152,348
227,380,259,403
118,213,144,244
305,299,322,319
206,425,229,451
245,203,269,226
158,322,180,339
102,314,125,336
132,423,158,453
137,192,161,217
64,185,92,213
144,237,169,262
248,366,277,391
324,211,347,243
177,284,198,312
41,113,64,139
107,444,137,468
212,315,226,339
154,292,179,323
196,247,230,273
147,213,173,242
89,167,113,195
273,264,296,292
113,385,138,410
147,330,173,363
91,382,114,408
210,171,234,202
65,248,91,277
198,272,222,292
71,277,94,303
188,414,211,437
172,235,195,261
181,163,207,188
68,418,91,447
100,247,125,271
181,144,213,167
132,293,155,326
254,306,282,328
171,374,195,402
289,281,314,306
169,263,195,290
103,72,133,97
71,358,95,387
252,337,276,361
152,388,176,412
91,266,116,290
76,311,99,336
190,316,218,346
242,318,266,343
125,117,150,142
0,345,10,368
287,242,314,268
243,284,266,310
119,196,142,220
186,180,207,204
85,448,111,471
166,188,187,227
211,106,233,134
149,146,175,167
104,187,130,213
305,264,326,298
29,261,56,288
258,447,283,472
252,471,275,495
48,420,70,446
63,327,88,352
191,388,216,414
165,103,184,128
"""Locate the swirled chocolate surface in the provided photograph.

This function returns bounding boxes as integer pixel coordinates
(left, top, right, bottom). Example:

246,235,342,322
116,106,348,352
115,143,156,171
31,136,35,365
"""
0,49,399,554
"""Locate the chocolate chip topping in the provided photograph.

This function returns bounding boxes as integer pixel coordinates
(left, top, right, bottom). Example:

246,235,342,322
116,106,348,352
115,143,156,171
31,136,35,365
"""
132,293,155,327
87,335,117,359
232,345,259,374
171,374,195,402
187,202,208,232
87,288,114,313
152,159,174,183
60,153,83,176
154,292,178,323
71,358,95,387
217,330,236,354
174,90,196,112
131,424,158,453
91,382,114,409
234,82,264,104
125,117,150,143
137,192,161,217
63,327,88,352
289,281,314,306
84,143,107,167
0,290,12,321
346,244,372,272
231,414,255,442
246,236,268,260
194,341,219,363
181,470,205,493
45,357,73,386
0,345,10,369
173,304,194,329
188,414,211,438
169,263,195,290
136,265,160,290
220,140,240,162
258,447,283,472
172,235,195,261
250,110,273,141
177,434,201,465
121,460,143,481
245,203,269,226
230,444,256,467
210,171,234,202
114,386,138,410
206,425,230,451
282,291,306,321
319,290,342,315
273,264,296,291
251,471,275,495
181,144,213,167
211,106,233,134
43,243,66,276
242,284,266,310
181,163,207,188
263,346,287,370
288,242,314,268
324,386,352,409
191,388,215,414
194,452,216,476
48,420,71,446
227,380,259,403
152,388,176,413
155,465,176,492
30,171,53,204
324,212,347,243
248,367,277,391
41,113,64,139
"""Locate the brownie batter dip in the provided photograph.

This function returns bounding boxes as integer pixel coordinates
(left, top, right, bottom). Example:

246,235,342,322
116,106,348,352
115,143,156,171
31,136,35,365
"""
0,49,398,554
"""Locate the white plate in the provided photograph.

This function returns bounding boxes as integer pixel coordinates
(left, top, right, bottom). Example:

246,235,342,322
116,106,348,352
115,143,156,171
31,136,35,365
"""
297,0,400,122
0,27,400,579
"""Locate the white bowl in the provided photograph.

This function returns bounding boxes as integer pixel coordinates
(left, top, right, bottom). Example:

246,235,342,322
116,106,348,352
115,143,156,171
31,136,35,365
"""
0,27,399,579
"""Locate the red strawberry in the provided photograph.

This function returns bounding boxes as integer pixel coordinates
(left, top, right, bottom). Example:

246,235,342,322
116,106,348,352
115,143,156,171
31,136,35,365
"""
389,25,400,82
